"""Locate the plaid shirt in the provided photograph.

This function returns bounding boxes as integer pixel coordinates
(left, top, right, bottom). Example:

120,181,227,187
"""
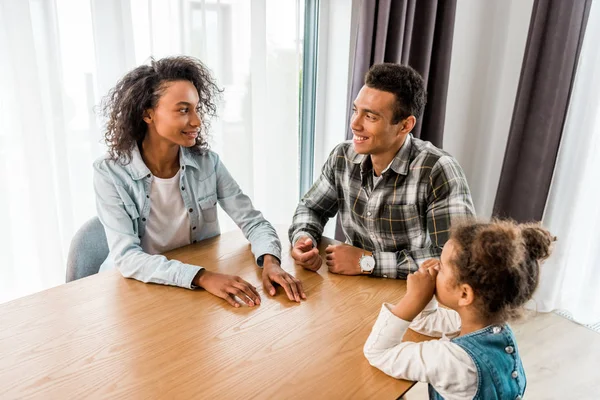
289,135,475,279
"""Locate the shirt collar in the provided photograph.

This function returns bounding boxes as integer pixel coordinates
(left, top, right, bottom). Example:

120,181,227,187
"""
127,144,202,180
350,134,413,176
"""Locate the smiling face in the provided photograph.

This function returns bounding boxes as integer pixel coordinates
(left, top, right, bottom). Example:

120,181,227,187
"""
143,80,202,147
350,85,410,157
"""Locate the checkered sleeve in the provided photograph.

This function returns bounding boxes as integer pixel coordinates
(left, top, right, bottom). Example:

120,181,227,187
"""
373,155,475,279
373,248,437,279
426,155,476,247
289,147,340,245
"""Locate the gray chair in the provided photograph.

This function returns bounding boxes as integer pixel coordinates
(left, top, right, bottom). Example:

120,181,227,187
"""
66,217,109,282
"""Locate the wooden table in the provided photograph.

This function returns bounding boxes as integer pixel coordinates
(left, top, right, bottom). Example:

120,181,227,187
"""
0,228,433,399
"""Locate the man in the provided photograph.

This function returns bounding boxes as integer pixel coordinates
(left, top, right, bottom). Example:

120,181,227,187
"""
289,63,475,279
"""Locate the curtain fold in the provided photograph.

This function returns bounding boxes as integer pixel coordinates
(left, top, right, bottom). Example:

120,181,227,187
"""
534,0,600,325
492,0,592,222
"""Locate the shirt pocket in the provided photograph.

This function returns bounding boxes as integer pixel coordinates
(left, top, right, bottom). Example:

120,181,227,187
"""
381,203,423,242
198,193,218,223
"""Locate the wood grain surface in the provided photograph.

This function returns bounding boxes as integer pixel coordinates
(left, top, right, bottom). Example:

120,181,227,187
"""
0,228,433,399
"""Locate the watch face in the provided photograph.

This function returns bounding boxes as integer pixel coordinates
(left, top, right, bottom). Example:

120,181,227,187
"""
361,256,375,272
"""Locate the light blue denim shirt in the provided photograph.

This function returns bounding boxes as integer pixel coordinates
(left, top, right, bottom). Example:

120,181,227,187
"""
93,145,281,289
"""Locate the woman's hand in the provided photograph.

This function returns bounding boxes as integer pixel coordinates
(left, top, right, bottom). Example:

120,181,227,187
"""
391,260,439,321
262,255,306,302
193,270,261,308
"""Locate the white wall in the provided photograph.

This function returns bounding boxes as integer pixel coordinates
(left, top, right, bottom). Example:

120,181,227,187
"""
443,0,534,217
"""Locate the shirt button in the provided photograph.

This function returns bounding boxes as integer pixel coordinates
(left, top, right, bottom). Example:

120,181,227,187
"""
142,218,146,222
181,186,185,191
146,194,149,198
182,166,185,170
192,226,197,230
492,326,502,334
383,275,388,278
505,346,514,354
146,174,151,178
511,371,518,379
366,211,372,217
189,208,193,213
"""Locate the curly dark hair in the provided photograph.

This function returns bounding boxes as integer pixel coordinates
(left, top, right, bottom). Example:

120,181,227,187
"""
449,219,555,322
100,56,222,164
364,63,427,123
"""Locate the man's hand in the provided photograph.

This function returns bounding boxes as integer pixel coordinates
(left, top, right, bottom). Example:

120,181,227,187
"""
193,270,261,308
291,236,322,272
391,260,439,320
261,255,306,302
325,244,366,275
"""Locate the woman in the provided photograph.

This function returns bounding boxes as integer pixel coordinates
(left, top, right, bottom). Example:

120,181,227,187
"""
94,56,305,307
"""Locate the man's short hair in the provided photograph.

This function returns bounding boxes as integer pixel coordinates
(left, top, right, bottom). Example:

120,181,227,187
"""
364,63,427,124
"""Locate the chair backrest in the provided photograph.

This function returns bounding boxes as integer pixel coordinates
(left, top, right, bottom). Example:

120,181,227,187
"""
66,217,109,282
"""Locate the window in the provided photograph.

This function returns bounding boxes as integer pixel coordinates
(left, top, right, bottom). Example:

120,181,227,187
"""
0,0,305,302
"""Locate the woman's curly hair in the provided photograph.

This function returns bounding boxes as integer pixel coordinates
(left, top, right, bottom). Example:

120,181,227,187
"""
100,56,222,164
450,219,556,322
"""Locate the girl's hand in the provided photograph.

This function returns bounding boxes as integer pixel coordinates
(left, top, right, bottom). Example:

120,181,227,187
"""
262,259,306,302
407,261,439,300
420,258,441,272
392,261,439,321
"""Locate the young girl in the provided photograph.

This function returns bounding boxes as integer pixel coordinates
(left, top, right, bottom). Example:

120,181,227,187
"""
94,56,305,307
364,219,554,400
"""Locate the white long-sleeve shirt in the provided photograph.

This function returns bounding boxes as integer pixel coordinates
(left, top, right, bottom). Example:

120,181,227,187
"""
364,300,478,400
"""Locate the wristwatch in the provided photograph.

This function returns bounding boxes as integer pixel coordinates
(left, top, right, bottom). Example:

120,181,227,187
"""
359,253,375,274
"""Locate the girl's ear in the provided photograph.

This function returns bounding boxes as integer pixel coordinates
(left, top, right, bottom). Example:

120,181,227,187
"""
458,283,475,307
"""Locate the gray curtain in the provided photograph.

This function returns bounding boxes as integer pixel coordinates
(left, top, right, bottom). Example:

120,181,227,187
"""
336,0,457,241
493,0,592,222
346,0,457,147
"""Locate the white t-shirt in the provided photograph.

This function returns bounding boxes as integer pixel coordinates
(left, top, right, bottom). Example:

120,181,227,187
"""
141,170,191,255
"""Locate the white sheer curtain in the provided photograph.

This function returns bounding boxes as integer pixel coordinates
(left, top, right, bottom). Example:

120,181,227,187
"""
534,0,600,326
0,0,303,303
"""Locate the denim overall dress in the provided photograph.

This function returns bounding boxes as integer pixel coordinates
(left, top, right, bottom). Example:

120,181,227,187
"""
428,324,526,400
